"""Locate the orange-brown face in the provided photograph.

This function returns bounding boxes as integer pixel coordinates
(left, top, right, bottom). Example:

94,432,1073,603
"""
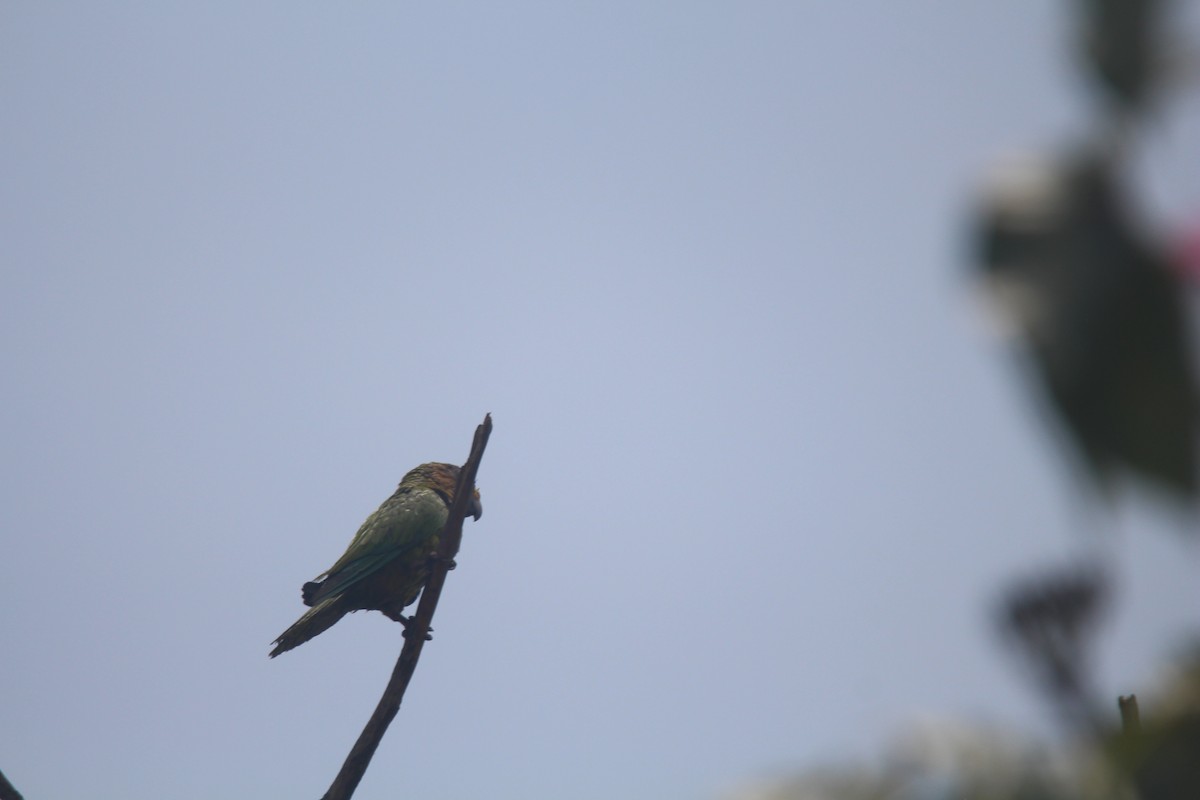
404,462,483,520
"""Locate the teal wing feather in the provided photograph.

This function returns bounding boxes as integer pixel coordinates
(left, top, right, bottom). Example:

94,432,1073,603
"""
308,487,448,603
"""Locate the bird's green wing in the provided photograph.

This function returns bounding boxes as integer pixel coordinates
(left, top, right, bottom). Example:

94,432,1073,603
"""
309,487,448,602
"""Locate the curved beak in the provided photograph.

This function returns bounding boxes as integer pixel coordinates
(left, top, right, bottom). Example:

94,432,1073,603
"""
469,489,483,521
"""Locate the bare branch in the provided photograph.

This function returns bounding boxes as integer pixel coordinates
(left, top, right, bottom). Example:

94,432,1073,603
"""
321,413,493,800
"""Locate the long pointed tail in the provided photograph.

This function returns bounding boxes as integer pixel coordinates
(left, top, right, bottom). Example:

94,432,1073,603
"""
270,596,350,658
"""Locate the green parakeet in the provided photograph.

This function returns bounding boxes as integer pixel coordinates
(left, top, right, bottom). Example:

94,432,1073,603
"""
270,462,483,657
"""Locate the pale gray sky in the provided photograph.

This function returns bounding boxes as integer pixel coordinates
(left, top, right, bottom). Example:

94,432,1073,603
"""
2,4,1198,800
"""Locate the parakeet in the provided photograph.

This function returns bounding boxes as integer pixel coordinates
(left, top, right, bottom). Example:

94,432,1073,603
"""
270,462,483,657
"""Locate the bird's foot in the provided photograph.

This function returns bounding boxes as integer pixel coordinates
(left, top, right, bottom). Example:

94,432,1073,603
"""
386,618,434,642
382,609,433,637
427,552,456,571
399,616,433,641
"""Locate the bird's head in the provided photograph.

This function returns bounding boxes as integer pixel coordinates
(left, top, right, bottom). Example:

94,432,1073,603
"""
404,461,483,521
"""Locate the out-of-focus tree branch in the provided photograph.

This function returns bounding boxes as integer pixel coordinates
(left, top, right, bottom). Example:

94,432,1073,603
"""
0,769,23,800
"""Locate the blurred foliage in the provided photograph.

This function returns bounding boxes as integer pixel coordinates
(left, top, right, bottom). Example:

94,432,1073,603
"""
1108,652,1200,800
724,651,1200,800
726,2,1197,798
1077,0,1165,111
976,0,1200,795
976,153,1198,499
975,0,1199,504
999,565,1109,732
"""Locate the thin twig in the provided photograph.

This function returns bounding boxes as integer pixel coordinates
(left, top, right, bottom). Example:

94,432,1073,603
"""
321,413,492,800
1118,694,1141,735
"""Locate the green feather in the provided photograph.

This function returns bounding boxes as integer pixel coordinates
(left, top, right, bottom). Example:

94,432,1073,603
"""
306,487,448,604
269,462,474,658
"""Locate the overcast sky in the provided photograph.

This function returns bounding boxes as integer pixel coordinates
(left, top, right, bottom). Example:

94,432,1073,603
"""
3,4,1199,800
